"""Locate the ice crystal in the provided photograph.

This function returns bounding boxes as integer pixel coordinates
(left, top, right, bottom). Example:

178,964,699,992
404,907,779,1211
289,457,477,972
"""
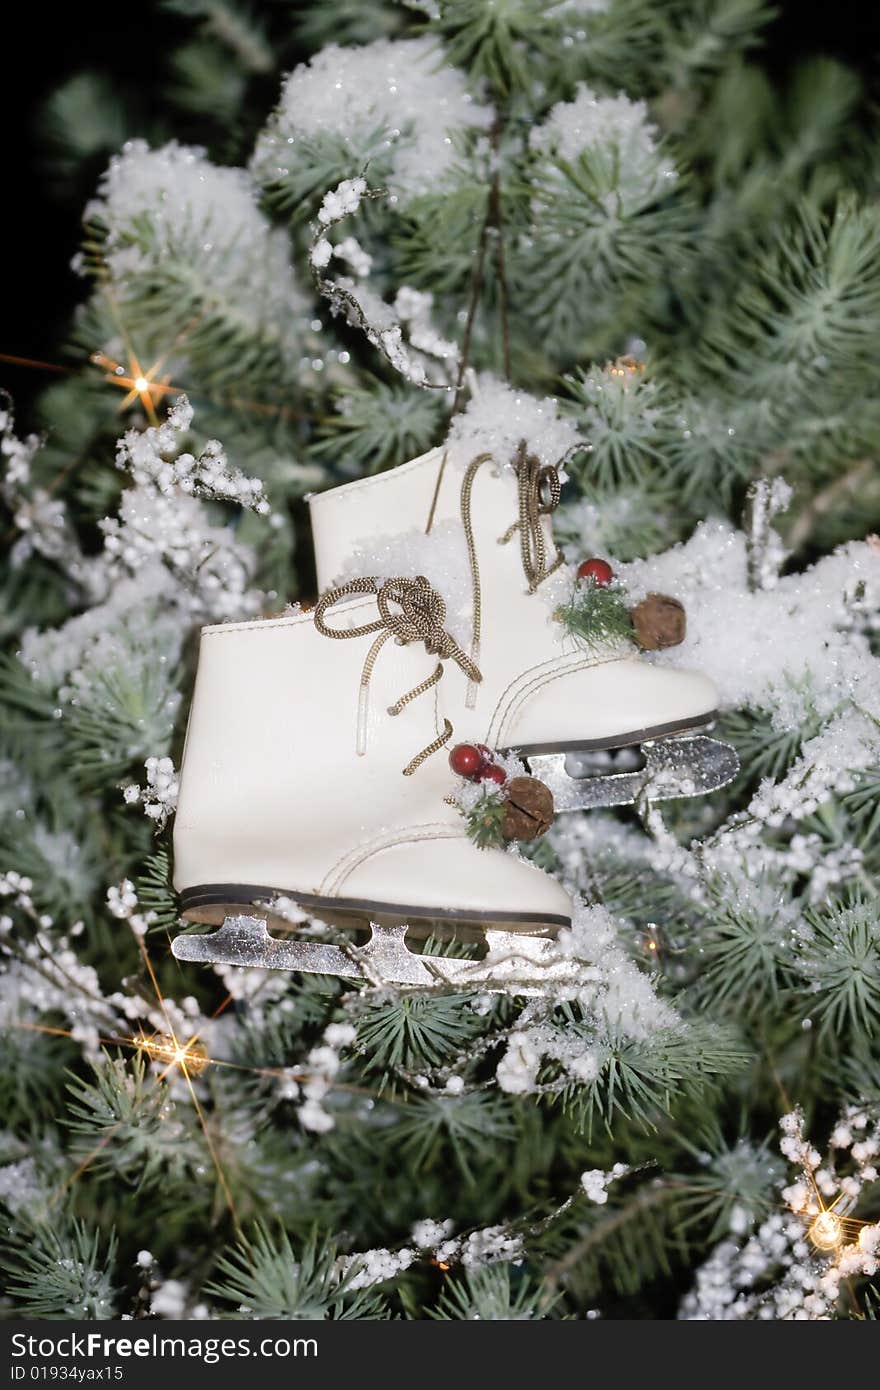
337,1247,415,1290
317,176,367,225
411,1219,455,1249
581,1163,629,1204
294,1022,357,1134
106,879,155,938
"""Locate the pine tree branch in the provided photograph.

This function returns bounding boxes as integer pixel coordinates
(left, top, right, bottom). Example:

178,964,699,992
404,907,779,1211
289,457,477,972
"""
544,1179,697,1288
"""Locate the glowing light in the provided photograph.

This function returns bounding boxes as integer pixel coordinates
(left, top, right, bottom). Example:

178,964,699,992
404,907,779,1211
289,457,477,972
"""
608,355,646,381
0,347,313,434
91,349,178,424
809,1210,844,1252
789,1157,869,1264
638,927,663,959
134,1031,211,1078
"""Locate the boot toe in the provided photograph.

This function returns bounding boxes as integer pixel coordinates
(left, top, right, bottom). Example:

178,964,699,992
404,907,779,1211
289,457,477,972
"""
584,660,719,743
334,834,572,931
638,663,719,724
501,657,719,749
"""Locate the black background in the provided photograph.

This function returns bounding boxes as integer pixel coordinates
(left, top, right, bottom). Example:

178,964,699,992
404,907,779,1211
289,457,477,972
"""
1,3,879,420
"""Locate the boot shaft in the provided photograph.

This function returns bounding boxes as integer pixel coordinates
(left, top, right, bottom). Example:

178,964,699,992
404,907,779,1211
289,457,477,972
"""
311,441,558,587
309,443,582,743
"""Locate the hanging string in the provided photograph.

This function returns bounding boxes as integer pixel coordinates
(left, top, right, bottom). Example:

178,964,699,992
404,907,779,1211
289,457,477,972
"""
425,119,512,535
488,118,513,384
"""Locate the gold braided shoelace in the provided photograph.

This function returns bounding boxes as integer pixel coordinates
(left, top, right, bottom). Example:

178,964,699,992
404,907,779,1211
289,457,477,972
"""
313,575,482,776
501,439,564,591
460,439,564,705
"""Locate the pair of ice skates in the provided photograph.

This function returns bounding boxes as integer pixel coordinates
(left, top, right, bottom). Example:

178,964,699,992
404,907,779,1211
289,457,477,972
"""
171,441,737,987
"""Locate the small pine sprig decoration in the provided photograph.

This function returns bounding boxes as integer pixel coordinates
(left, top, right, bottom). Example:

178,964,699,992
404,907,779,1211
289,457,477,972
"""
463,787,508,849
556,571,634,652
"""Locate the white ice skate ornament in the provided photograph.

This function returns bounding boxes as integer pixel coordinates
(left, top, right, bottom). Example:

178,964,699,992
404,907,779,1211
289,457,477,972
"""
171,914,581,996
170,431,740,989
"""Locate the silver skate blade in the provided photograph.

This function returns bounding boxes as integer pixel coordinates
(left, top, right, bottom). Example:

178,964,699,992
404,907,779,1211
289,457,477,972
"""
170,914,575,996
171,915,359,978
527,735,740,811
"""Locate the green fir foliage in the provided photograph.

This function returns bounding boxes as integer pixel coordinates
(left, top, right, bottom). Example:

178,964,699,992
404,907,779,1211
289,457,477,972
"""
207,1225,388,1319
0,1221,119,1320
428,1263,560,1320
555,577,634,652
463,787,508,848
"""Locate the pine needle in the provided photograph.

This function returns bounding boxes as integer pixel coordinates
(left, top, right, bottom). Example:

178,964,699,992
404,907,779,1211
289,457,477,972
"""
464,789,508,849
555,578,634,652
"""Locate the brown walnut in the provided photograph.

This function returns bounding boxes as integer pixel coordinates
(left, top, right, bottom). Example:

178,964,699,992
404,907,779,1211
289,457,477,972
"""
501,776,554,842
630,592,686,650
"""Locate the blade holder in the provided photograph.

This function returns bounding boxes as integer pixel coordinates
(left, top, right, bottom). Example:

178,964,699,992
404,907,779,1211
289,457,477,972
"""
527,734,740,811
171,914,582,995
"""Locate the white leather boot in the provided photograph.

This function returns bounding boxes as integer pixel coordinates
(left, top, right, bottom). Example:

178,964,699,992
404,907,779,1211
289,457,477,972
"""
309,442,738,810
170,574,573,984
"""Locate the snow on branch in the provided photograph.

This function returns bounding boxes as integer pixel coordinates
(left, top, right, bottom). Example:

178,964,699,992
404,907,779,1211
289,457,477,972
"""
681,1108,880,1319
252,39,492,203
620,522,880,728
122,757,179,830
100,397,267,619
530,83,677,215
17,400,266,721
0,398,89,582
448,375,583,468
113,398,269,512
84,141,305,338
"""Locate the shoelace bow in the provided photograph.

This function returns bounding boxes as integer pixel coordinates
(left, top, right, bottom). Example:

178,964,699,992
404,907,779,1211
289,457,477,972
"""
460,439,563,704
313,575,482,776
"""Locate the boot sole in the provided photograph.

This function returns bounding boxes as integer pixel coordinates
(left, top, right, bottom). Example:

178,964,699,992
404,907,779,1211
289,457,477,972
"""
178,884,569,939
509,710,717,758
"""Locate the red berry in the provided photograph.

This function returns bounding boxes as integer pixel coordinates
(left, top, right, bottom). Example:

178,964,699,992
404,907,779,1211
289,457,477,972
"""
480,763,508,786
476,742,496,771
449,743,483,779
577,557,614,586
